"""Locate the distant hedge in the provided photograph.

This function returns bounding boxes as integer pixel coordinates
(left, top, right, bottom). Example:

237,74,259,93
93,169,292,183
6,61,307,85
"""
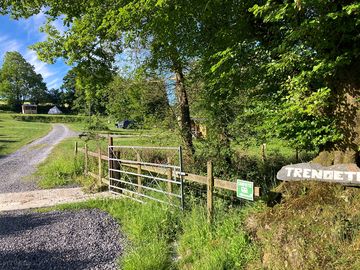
11,114,86,123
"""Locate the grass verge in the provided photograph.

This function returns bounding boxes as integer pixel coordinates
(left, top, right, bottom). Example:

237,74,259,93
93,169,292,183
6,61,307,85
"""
0,112,51,156
35,138,86,189
44,198,260,270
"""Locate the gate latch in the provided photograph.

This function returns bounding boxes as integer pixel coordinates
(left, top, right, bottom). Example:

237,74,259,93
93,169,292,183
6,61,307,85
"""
177,172,188,176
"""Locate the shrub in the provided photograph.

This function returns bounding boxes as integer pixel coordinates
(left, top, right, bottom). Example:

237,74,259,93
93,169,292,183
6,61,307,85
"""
11,114,85,123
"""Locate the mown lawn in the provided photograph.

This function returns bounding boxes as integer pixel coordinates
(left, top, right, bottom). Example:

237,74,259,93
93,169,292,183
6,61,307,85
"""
0,112,51,156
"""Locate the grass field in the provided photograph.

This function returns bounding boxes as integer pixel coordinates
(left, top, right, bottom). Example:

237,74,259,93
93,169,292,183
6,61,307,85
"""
0,113,51,156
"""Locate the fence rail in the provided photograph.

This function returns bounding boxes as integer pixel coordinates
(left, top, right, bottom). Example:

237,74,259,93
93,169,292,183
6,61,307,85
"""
76,140,261,221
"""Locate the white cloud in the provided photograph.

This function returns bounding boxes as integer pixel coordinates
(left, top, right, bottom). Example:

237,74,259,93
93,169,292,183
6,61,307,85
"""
47,78,62,89
16,11,47,41
24,49,55,79
0,15,70,90
0,35,22,57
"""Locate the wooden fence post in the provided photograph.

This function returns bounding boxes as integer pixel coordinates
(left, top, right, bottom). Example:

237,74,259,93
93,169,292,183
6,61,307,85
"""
74,141,78,156
207,160,214,224
167,157,173,196
98,145,102,186
137,153,142,193
84,143,88,175
261,143,267,162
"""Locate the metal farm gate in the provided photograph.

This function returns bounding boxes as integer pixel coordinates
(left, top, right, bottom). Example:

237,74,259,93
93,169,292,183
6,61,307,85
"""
108,145,185,209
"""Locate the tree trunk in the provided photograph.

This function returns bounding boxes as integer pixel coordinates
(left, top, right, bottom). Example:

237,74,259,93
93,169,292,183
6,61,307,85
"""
174,68,194,155
313,71,360,166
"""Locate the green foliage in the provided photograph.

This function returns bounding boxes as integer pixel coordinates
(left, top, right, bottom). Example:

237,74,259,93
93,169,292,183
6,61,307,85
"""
86,114,109,131
2,0,360,155
11,114,85,123
0,51,47,111
59,68,76,110
248,1,360,150
104,74,170,127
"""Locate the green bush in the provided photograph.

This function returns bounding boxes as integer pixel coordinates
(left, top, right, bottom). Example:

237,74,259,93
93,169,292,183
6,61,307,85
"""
11,114,85,123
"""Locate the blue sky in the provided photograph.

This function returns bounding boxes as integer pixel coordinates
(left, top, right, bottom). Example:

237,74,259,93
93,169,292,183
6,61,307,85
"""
0,13,176,101
0,14,70,90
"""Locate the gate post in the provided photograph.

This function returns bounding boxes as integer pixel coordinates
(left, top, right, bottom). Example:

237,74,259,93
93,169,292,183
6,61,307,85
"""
207,160,214,224
179,146,185,210
98,145,102,187
84,143,88,176
108,137,113,190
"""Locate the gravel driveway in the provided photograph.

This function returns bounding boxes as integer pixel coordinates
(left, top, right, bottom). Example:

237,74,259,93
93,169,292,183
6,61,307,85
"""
0,124,77,194
0,209,124,270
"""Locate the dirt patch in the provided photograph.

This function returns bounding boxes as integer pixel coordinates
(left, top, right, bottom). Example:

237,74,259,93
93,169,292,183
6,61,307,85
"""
0,188,115,212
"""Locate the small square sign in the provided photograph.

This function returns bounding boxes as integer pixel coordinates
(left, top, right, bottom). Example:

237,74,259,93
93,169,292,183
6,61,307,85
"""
237,180,254,201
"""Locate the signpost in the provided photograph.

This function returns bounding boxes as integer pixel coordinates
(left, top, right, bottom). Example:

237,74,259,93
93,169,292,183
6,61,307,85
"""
277,162,360,186
237,180,254,201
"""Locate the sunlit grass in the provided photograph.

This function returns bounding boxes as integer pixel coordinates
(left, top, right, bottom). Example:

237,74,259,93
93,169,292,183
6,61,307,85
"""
0,112,51,156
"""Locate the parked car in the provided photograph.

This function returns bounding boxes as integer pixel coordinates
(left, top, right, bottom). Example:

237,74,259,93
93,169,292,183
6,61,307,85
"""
115,120,136,129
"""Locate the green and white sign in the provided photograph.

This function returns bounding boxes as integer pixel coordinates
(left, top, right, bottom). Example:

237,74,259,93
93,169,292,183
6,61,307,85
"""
237,180,254,201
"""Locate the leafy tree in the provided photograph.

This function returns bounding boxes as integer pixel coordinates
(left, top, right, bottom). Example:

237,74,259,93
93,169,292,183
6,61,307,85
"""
59,69,76,109
3,1,360,166
0,51,47,111
105,73,170,127
47,88,62,105
249,1,360,164
191,1,360,165
0,0,199,154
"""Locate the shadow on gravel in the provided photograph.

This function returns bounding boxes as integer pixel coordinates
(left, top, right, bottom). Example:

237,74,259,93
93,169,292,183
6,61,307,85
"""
0,210,123,270
0,213,57,237
0,250,98,270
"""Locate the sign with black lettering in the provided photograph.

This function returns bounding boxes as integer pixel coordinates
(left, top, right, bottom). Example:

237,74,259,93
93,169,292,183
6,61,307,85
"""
277,163,360,186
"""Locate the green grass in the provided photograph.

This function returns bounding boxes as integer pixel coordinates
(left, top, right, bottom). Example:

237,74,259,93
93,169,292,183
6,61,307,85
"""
48,198,180,269
0,112,51,156
177,201,260,270
35,138,86,189
43,197,260,270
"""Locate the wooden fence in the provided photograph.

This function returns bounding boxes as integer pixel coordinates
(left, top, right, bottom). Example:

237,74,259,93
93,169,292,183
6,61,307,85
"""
75,138,261,222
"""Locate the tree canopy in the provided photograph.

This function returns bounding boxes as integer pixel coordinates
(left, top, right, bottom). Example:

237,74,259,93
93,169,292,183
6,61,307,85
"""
2,1,360,163
0,51,47,110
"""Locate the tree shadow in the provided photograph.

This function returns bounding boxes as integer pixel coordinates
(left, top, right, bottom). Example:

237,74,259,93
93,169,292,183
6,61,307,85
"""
0,249,99,270
0,212,58,237
0,211,123,270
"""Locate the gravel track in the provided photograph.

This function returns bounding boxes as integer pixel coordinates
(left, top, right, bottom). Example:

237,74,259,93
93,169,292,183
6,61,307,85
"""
0,209,124,270
0,124,77,194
